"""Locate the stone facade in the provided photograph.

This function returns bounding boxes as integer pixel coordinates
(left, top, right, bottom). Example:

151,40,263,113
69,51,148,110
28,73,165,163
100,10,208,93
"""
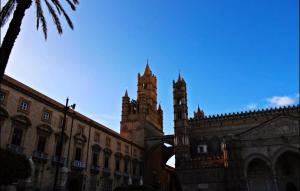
172,75,300,191
1,65,299,191
0,76,144,191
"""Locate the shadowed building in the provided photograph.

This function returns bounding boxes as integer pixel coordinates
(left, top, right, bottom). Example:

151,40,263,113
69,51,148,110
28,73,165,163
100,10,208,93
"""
0,64,299,191
172,75,299,191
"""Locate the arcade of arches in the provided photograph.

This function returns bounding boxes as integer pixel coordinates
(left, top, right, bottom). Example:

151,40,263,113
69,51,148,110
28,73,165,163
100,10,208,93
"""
246,151,299,191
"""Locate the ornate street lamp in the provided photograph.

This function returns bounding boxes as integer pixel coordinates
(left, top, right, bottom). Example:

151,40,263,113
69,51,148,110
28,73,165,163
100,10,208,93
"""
53,97,75,191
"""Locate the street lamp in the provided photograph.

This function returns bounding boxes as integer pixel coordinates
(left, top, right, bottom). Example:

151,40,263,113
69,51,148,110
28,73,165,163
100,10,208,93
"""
53,97,76,191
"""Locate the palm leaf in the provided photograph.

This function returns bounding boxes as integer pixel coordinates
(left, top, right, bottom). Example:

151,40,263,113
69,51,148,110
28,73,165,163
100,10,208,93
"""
72,0,79,5
44,0,62,34
50,0,74,29
35,0,47,39
65,0,76,10
0,0,17,27
50,0,61,15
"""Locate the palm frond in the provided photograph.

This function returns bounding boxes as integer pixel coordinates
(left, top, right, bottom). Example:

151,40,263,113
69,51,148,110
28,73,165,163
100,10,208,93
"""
49,0,61,15
0,0,17,27
50,0,74,29
35,0,47,39
44,0,62,34
71,0,79,5
65,0,76,10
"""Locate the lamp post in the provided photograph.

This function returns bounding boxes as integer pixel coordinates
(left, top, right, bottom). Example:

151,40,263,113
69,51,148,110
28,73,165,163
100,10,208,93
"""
53,97,76,191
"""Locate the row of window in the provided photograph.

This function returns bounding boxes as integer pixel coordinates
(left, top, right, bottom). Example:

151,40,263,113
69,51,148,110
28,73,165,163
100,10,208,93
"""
0,89,62,125
10,126,141,175
10,126,140,158
1,89,140,159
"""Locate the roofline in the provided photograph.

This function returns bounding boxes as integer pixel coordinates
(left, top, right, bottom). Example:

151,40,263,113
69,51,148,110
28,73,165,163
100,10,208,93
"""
190,105,300,122
1,75,143,150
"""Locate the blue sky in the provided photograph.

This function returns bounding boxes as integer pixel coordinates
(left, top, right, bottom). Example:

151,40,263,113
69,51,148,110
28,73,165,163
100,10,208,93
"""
1,0,299,136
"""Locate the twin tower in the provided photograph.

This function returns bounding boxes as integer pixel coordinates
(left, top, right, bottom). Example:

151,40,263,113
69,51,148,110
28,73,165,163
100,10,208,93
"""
120,64,190,154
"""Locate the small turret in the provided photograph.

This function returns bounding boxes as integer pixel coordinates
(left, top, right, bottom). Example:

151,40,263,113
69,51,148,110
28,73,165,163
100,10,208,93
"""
194,105,204,119
121,90,130,121
158,104,163,127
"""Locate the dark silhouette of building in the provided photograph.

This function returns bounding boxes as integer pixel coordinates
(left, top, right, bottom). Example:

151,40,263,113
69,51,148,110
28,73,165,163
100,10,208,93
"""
1,64,299,191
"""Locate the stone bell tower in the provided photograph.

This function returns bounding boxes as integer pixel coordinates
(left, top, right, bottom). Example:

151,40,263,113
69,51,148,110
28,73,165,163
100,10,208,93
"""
173,74,190,167
120,63,163,146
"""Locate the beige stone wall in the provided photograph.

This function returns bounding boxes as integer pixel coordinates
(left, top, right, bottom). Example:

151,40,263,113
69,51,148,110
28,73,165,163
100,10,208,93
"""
0,78,144,191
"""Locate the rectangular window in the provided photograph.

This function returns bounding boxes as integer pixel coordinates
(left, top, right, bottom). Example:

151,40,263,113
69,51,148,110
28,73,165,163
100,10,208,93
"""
104,156,109,168
92,153,98,166
133,164,137,175
58,117,64,128
19,100,29,111
75,147,82,161
0,91,6,103
117,142,121,152
11,128,23,146
41,110,51,122
94,132,100,143
125,145,129,154
55,142,60,156
197,145,208,154
115,159,120,171
133,149,137,158
37,135,47,152
124,162,128,173
139,163,143,176
105,137,111,147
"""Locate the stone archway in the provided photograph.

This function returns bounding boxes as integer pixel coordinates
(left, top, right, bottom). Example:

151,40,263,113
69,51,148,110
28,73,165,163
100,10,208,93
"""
274,151,300,191
144,135,177,190
246,157,274,191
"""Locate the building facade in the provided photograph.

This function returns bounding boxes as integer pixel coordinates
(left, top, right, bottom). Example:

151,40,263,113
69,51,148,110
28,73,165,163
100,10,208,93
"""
172,76,300,191
0,75,144,191
1,64,299,191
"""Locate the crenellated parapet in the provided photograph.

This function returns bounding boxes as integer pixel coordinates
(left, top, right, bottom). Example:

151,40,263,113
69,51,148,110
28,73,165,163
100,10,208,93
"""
190,105,300,124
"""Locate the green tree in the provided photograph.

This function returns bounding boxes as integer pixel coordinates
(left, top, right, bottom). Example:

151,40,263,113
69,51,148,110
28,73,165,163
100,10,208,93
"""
0,148,31,185
0,0,78,80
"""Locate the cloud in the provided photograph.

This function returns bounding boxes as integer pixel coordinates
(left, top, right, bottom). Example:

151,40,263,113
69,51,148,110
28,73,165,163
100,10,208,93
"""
245,103,257,110
267,96,295,107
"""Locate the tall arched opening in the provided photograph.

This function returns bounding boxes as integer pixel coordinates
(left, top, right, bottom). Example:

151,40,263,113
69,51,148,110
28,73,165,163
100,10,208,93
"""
246,158,274,191
275,151,299,191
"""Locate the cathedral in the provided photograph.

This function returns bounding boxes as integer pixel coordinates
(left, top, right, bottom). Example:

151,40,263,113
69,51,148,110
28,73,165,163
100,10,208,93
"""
0,64,299,191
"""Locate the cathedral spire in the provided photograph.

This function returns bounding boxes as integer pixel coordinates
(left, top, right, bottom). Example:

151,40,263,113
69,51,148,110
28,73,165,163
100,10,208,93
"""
158,104,162,111
124,90,128,97
177,73,182,81
144,63,152,75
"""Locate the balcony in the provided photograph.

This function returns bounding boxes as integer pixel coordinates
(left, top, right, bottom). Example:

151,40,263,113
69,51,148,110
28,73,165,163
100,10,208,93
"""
90,165,100,174
32,150,48,162
52,156,67,166
102,167,111,177
71,160,86,170
114,170,122,178
7,144,24,155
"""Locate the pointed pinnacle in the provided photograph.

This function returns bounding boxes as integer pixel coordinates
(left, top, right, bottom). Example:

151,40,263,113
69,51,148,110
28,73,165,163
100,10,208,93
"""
144,61,152,75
